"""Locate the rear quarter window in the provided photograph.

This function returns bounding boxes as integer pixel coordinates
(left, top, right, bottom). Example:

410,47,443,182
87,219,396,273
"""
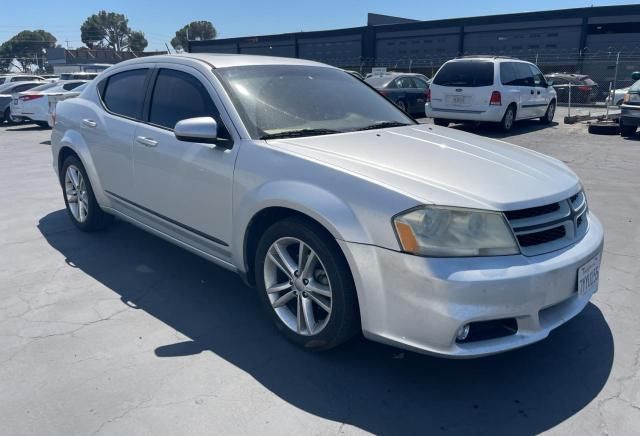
100,69,149,120
433,62,494,87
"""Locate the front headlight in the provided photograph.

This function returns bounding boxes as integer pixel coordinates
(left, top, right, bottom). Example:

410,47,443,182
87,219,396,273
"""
624,93,640,103
393,206,520,257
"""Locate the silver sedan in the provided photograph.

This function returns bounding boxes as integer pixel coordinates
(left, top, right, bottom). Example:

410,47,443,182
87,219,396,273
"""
51,54,603,357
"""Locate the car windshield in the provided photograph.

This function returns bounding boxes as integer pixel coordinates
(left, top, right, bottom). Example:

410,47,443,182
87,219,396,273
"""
216,65,415,140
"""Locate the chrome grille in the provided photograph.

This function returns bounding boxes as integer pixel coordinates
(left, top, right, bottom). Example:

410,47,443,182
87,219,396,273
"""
505,191,589,256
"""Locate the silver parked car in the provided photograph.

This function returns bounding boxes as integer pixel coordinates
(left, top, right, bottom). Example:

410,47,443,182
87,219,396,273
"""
51,54,604,358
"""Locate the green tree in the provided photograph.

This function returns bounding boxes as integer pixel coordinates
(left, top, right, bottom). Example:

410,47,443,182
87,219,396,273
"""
0,30,56,72
128,31,148,52
171,21,217,51
80,10,146,52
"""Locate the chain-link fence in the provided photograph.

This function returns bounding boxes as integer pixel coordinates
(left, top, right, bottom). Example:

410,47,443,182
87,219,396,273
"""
319,48,640,114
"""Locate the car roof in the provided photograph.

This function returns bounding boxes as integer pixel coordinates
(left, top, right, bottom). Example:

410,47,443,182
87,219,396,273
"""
451,56,530,63
545,73,589,79
112,53,335,70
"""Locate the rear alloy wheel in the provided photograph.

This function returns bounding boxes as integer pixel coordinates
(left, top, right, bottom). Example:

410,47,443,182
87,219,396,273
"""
61,155,113,232
255,218,359,350
396,99,407,112
500,105,516,132
541,101,556,124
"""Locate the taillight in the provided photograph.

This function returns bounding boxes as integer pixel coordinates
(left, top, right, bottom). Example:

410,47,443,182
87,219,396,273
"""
20,94,44,102
578,86,592,92
426,88,431,103
490,91,502,106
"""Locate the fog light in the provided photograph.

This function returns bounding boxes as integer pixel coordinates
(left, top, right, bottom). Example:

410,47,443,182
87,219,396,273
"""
456,324,470,341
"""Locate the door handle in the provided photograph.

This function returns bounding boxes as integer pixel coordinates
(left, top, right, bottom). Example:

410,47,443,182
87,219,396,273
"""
537,90,541,95
136,136,158,147
530,90,535,95
81,119,97,128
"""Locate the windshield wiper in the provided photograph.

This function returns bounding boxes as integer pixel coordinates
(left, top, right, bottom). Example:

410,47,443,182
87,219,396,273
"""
260,128,342,140
354,121,411,131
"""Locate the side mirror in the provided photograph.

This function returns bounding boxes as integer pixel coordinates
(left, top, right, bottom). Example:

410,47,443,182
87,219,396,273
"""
174,117,219,145
546,80,554,87
631,71,640,81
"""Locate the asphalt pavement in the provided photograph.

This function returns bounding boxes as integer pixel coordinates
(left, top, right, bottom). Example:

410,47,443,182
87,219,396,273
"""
1,115,639,435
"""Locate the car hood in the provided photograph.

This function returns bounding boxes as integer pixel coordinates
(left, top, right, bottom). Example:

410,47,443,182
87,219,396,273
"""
267,124,580,211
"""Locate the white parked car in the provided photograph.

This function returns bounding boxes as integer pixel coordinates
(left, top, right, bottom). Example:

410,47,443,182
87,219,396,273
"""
10,80,88,127
0,81,44,124
51,54,603,358
426,56,557,131
0,74,45,85
47,82,89,127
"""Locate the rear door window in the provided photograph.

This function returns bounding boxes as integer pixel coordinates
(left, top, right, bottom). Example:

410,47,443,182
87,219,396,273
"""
433,62,494,87
395,77,415,89
501,62,534,86
413,77,429,89
100,69,149,120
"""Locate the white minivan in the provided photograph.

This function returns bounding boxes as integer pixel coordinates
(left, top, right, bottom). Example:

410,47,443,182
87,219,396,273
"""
425,56,557,131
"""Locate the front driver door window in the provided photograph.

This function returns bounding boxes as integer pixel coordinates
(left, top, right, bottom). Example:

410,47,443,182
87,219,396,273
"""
132,67,236,260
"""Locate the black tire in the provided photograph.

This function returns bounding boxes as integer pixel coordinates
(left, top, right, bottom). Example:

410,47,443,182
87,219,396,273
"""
3,108,14,125
395,99,408,112
540,101,556,124
254,217,360,351
433,118,449,127
588,122,619,135
60,155,113,232
620,121,637,138
499,105,516,132
35,121,50,128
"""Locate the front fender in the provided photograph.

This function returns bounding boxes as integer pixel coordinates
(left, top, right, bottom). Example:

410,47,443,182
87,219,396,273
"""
231,180,371,272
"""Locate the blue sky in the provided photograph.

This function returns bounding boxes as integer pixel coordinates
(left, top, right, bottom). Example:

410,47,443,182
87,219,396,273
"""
2,0,638,51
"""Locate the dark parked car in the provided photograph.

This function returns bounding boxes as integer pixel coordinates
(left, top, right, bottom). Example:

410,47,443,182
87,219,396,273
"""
365,72,430,115
544,73,600,105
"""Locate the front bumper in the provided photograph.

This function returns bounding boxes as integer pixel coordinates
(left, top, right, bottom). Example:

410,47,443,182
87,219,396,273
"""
621,104,640,126
339,212,604,358
425,103,505,122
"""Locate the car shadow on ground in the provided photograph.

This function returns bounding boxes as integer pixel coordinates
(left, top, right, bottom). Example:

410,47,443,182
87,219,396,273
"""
449,120,561,139
38,210,614,435
5,124,50,132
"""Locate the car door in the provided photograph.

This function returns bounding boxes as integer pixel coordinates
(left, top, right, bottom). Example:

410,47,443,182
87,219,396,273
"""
131,65,237,260
393,77,416,111
409,77,429,114
86,67,151,201
529,64,549,116
507,63,536,119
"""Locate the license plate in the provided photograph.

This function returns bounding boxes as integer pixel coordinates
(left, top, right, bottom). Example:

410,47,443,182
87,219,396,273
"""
447,95,470,105
577,254,600,297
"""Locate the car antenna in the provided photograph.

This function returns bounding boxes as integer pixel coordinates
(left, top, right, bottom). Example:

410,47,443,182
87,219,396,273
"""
164,43,173,55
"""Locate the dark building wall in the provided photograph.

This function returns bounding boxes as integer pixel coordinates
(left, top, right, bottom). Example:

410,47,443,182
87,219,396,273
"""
189,5,640,74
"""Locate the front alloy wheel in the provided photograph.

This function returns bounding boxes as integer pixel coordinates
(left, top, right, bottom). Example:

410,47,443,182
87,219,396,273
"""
264,237,332,336
255,218,359,350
